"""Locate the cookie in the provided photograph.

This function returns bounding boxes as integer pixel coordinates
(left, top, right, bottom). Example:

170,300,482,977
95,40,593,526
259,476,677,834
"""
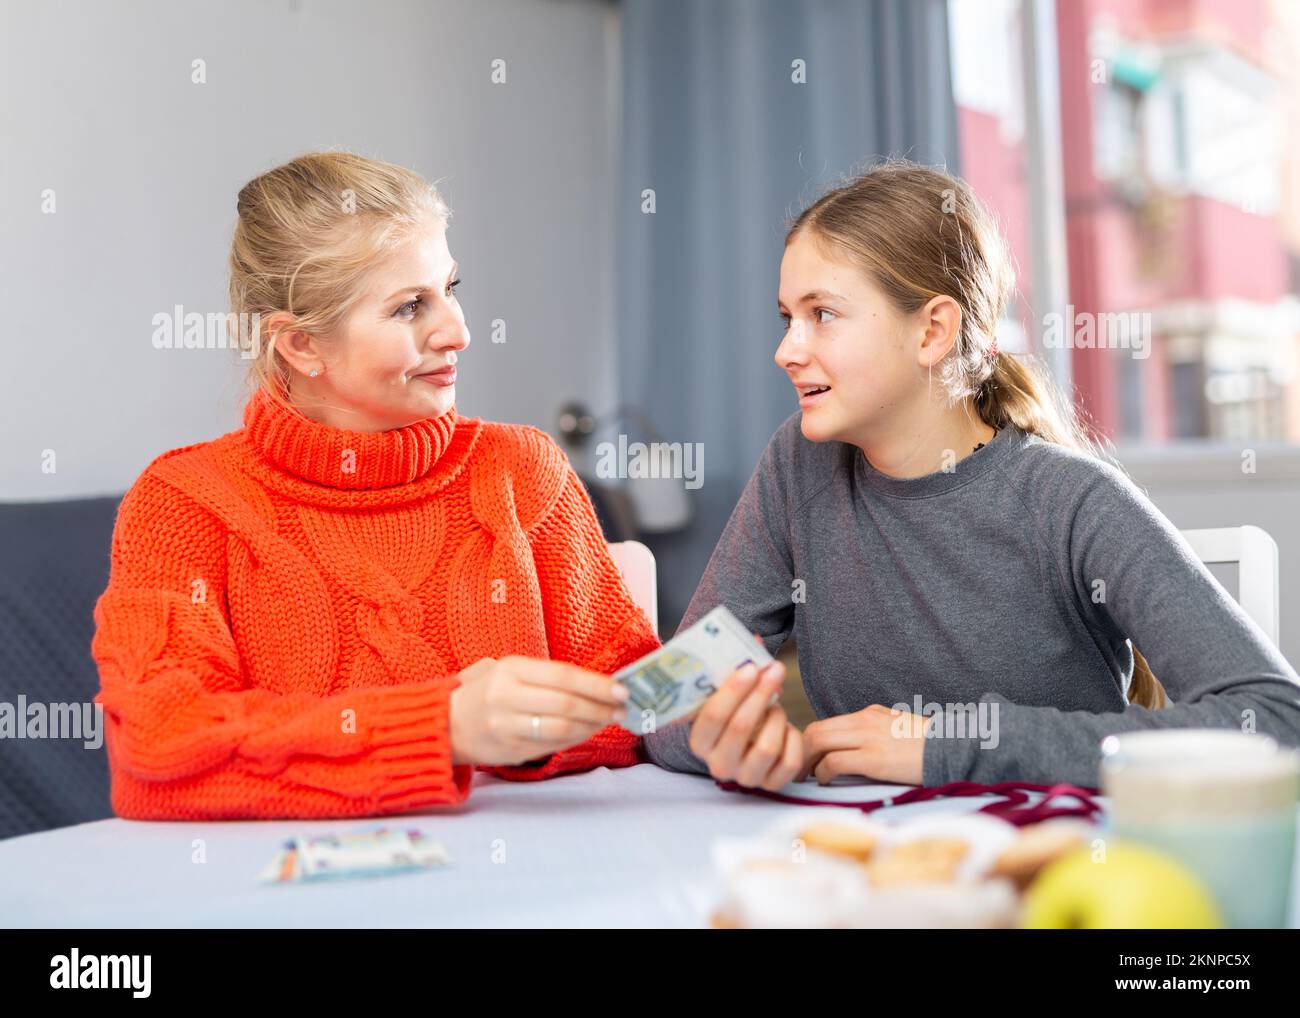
865,836,969,887
990,822,1088,888
798,822,879,862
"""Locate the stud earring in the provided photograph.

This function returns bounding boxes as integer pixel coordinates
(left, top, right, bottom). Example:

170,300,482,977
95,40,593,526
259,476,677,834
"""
309,368,320,378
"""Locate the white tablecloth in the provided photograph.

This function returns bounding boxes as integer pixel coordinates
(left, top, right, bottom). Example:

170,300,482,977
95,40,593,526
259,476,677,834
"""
0,765,1051,927
0,764,1291,927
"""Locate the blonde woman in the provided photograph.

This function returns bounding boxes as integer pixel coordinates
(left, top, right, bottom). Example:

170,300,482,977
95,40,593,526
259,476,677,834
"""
644,160,1300,791
91,152,659,820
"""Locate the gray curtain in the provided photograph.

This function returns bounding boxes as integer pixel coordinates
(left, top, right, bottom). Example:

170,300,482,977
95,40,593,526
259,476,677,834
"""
616,0,960,631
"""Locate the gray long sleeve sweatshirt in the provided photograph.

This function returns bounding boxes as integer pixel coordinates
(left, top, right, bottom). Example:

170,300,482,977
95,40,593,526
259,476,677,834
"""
641,413,1300,788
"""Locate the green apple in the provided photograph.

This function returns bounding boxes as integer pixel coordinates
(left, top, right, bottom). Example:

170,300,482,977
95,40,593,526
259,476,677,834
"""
1022,839,1223,929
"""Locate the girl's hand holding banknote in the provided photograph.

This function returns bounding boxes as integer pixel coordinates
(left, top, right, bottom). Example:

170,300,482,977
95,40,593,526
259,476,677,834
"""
688,660,804,791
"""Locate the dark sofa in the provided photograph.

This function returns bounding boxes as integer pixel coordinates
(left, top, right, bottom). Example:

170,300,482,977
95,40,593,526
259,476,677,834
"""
0,496,120,839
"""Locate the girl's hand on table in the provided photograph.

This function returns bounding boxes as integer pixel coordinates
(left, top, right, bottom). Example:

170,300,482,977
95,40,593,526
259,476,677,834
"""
800,704,928,786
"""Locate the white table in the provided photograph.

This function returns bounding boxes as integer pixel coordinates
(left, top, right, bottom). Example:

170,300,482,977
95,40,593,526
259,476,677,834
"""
0,764,1291,927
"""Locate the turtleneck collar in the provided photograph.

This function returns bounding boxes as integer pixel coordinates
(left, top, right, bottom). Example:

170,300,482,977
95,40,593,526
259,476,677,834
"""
243,385,459,490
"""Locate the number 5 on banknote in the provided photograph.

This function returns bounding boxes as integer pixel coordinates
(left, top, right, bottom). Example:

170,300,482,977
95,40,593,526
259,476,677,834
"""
614,605,774,733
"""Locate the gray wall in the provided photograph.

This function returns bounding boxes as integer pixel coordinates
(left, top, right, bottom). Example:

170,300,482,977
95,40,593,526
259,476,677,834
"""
1,0,619,500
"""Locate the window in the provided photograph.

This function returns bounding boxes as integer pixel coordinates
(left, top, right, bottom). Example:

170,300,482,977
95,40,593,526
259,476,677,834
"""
948,0,1300,448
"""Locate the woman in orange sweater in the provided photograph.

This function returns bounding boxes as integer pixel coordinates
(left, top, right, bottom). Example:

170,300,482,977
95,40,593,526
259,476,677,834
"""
91,151,661,820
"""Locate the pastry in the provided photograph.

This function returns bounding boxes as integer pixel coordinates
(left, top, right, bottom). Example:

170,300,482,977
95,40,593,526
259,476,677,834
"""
990,821,1089,889
797,821,879,862
865,836,969,887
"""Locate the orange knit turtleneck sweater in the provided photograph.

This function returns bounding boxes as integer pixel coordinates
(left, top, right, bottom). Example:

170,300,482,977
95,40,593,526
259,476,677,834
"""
91,387,661,820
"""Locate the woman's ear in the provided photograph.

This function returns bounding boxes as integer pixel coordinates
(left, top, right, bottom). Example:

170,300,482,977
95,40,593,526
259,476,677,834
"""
267,314,322,376
916,295,962,369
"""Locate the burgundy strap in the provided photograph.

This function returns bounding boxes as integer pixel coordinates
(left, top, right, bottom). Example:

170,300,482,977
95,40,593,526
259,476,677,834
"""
714,779,1104,826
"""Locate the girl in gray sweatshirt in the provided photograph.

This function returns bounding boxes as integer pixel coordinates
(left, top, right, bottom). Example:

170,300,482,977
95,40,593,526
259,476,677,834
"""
642,160,1300,790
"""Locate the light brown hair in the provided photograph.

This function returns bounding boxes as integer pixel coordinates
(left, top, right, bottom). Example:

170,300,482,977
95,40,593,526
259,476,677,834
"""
787,158,1167,709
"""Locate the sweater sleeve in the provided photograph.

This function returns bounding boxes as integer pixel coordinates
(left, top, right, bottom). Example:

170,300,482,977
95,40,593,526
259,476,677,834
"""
641,430,798,776
921,457,1300,788
475,466,662,782
92,469,473,820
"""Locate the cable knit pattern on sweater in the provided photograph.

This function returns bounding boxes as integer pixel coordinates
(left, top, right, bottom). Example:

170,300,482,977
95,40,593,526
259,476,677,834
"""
90,387,661,820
